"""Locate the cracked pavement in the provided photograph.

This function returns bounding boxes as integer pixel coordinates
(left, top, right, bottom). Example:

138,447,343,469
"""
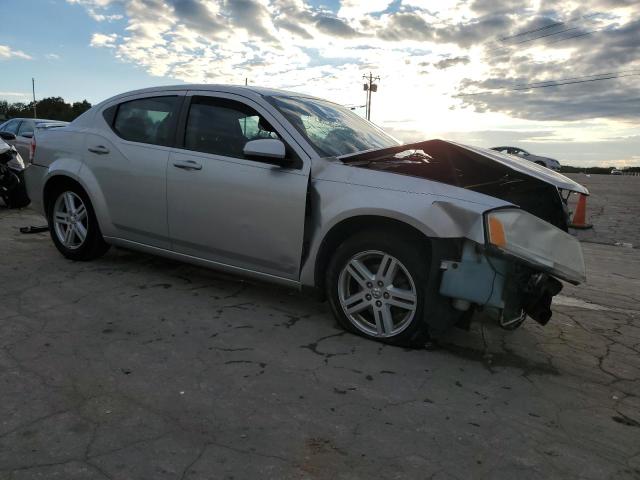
1,207,639,480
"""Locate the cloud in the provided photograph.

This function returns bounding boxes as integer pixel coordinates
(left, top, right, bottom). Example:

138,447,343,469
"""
90,33,118,47
73,0,640,146
377,12,434,41
0,44,32,60
433,55,470,69
315,15,362,38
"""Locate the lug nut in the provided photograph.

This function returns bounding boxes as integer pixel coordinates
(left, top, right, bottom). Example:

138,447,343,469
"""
383,292,390,299
367,282,373,288
377,281,384,287
375,300,382,307
365,294,372,300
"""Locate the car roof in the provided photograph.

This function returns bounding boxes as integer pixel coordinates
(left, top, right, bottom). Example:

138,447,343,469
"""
100,84,328,106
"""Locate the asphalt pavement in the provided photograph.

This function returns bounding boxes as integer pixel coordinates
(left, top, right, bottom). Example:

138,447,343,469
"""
1,179,639,479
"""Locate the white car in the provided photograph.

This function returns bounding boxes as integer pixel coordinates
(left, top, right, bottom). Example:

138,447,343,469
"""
491,146,561,171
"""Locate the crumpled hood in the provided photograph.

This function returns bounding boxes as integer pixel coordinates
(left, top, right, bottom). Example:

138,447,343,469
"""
459,143,587,194
339,139,589,195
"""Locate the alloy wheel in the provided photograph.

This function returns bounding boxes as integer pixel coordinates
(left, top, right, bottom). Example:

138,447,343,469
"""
337,250,418,338
53,191,88,250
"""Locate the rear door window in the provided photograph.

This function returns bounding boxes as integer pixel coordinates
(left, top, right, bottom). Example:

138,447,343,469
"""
113,96,178,146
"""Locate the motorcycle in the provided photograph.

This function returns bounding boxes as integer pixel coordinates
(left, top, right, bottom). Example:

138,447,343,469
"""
0,133,30,208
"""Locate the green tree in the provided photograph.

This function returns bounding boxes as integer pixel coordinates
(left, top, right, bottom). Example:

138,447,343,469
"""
0,97,92,122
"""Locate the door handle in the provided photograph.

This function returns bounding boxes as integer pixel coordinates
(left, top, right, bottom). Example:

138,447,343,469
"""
88,145,109,155
173,160,202,171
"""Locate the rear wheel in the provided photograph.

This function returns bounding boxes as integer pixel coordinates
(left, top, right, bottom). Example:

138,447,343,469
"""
326,231,432,347
47,185,110,261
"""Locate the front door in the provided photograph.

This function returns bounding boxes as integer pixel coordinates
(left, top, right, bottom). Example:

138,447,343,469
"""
167,93,310,281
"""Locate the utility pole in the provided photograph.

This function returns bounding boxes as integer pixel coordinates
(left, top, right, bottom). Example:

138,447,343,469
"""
362,72,380,121
32,78,37,119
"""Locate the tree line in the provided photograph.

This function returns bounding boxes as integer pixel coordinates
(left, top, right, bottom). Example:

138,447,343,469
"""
0,97,92,122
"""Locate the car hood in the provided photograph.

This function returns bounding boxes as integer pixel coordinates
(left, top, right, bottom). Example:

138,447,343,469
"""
340,139,588,195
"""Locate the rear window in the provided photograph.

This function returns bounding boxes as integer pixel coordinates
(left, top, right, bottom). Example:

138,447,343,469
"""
112,96,177,146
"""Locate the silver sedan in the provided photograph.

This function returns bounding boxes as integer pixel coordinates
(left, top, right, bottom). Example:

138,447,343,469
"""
24,85,587,346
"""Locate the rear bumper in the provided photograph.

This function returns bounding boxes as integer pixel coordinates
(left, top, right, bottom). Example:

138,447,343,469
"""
23,164,47,216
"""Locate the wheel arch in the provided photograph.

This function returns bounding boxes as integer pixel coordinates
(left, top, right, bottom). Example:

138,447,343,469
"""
312,215,435,293
43,175,86,216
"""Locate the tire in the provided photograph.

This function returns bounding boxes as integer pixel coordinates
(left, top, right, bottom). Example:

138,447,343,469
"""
6,171,30,208
326,230,435,348
47,184,110,261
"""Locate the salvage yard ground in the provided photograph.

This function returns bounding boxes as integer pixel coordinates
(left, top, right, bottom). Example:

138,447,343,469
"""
1,175,639,479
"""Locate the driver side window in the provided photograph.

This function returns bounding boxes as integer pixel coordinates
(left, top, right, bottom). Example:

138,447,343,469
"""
184,96,280,159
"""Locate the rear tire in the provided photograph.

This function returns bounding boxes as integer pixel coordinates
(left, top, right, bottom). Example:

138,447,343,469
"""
47,184,110,261
326,230,433,347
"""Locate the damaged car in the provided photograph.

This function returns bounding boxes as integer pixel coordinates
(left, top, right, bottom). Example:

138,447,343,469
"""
24,85,587,347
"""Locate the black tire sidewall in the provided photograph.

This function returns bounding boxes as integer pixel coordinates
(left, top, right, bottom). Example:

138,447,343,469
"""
326,230,432,347
47,185,108,261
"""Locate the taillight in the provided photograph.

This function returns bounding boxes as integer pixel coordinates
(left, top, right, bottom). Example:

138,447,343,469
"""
29,136,36,163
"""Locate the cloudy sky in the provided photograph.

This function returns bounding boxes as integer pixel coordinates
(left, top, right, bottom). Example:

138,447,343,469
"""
1,0,639,166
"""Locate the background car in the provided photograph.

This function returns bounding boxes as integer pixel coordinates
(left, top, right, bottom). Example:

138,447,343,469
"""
0,118,68,162
491,146,561,171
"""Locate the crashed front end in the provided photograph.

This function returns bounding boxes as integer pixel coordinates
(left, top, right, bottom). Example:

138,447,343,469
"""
339,139,587,330
440,208,585,329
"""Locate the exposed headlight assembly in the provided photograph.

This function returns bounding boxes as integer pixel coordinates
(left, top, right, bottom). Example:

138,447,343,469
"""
485,208,586,284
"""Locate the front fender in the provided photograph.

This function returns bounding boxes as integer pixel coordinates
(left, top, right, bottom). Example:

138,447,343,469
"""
299,176,502,287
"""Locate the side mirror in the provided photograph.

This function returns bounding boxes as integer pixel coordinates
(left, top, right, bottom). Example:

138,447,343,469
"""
243,139,287,165
0,131,16,141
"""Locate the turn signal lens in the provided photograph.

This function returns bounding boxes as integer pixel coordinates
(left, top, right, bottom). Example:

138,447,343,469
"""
488,216,507,247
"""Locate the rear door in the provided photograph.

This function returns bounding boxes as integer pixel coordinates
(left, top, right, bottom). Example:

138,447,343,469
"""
166,92,310,281
85,93,184,248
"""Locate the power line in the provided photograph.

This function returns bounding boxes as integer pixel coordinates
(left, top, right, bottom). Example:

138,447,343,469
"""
458,71,640,96
498,12,600,43
485,13,602,54
514,69,640,87
512,72,640,90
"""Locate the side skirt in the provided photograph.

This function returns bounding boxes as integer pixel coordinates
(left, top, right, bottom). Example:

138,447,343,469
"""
103,236,302,289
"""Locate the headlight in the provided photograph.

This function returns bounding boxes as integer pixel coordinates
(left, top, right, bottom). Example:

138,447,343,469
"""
485,208,586,284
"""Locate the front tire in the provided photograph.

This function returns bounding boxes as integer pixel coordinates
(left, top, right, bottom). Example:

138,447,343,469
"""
47,185,110,261
326,230,433,347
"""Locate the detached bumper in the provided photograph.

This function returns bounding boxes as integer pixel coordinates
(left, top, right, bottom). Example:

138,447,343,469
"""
439,242,565,326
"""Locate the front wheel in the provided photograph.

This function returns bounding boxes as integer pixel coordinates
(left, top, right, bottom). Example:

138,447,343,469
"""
326,231,433,347
48,186,110,261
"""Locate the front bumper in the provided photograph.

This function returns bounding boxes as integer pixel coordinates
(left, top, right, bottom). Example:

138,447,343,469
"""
439,241,565,327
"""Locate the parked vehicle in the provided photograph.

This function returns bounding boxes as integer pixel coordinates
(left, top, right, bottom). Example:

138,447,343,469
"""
0,118,68,162
611,168,622,175
0,136,30,208
491,146,561,171
24,85,587,346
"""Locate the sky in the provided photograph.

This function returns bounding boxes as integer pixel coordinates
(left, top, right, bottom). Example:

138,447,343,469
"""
1,0,638,167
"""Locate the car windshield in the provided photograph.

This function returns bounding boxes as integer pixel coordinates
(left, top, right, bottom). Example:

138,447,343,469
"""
268,95,400,157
